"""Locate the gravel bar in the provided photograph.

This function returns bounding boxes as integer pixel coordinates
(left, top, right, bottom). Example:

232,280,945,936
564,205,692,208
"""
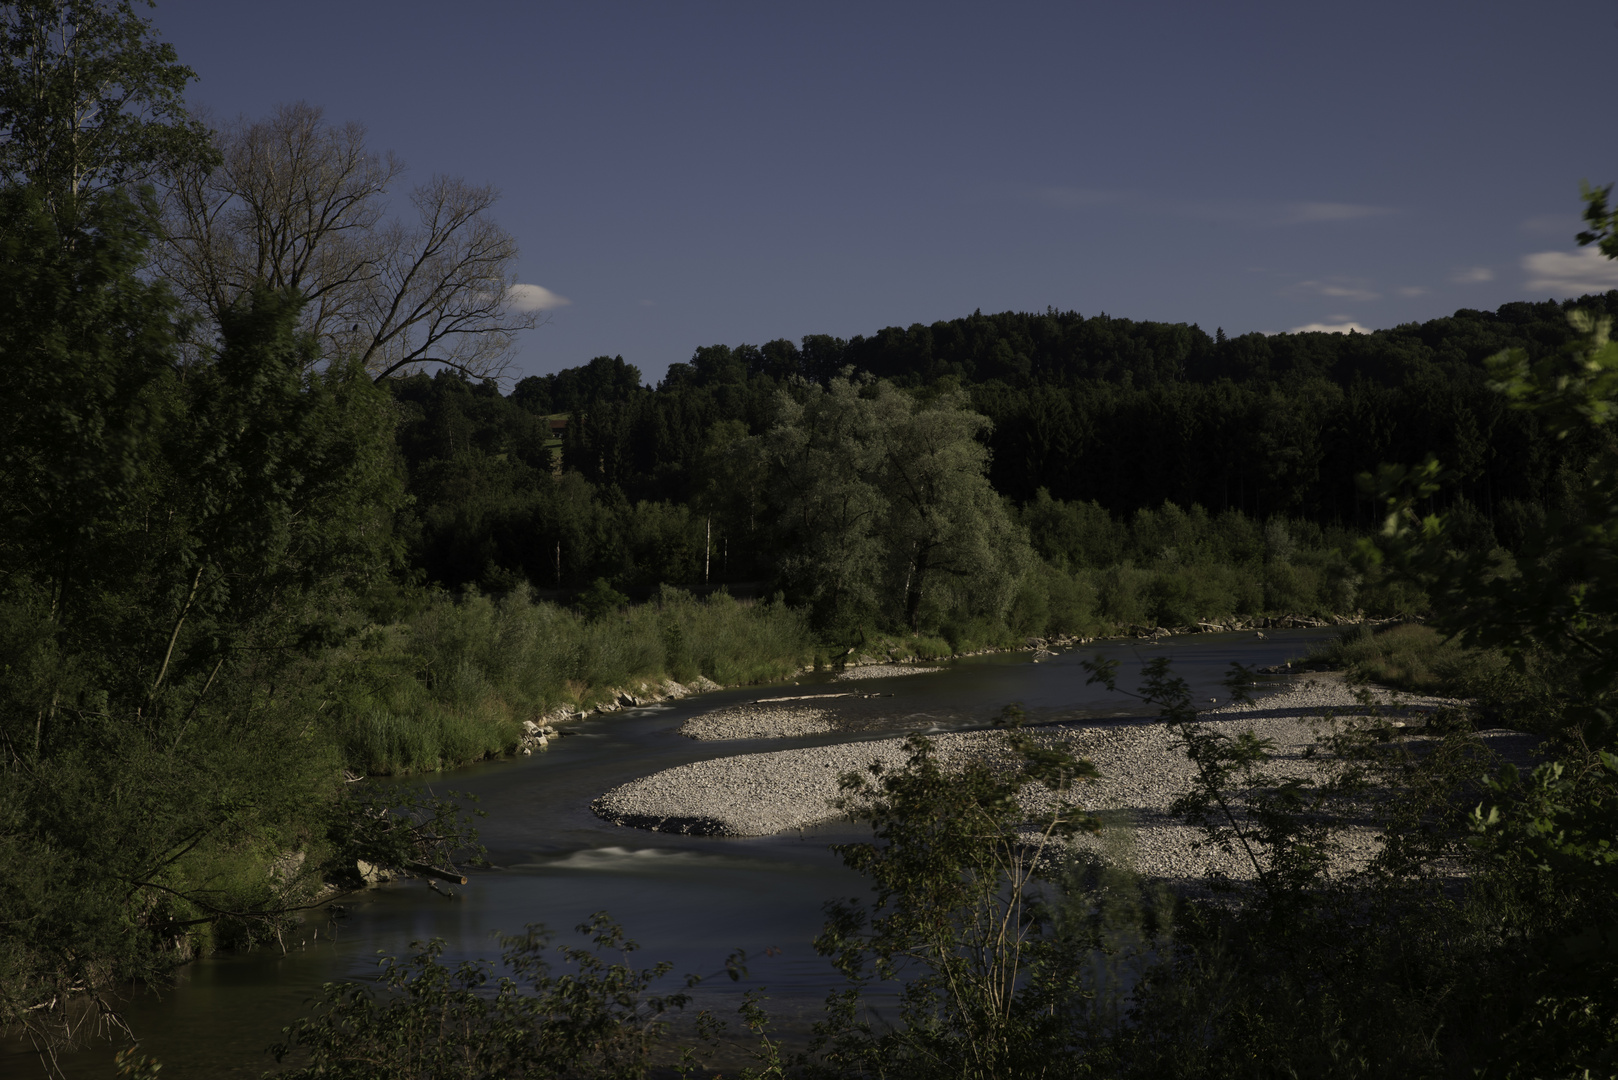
596,677,1541,882
677,692,923,740
833,663,945,681
679,703,838,741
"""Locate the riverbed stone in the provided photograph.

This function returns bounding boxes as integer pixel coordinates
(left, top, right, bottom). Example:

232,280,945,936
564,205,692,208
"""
595,678,1535,885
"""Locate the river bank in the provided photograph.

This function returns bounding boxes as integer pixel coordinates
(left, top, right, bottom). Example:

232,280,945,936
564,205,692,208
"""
7,629,1386,1079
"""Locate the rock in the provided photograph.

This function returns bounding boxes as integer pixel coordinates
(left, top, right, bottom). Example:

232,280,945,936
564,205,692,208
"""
269,850,305,885
356,859,392,886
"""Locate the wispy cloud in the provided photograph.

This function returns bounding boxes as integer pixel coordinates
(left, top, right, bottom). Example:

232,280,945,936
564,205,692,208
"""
1277,202,1395,225
1288,320,1372,335
1179,199,1395,227
1519,213,1583,237
1291,279,1380,302
507,283,571,312
1398,286,1428,297
1027,188,1393,227
1451,266,1493,284
1523,248,1618,296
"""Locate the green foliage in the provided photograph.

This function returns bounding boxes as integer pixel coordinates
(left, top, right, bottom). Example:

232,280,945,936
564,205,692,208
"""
1346,196,1618,1075
323,784,486,885
809,731,1101,1078
0,0,216,222
1304,621,1508,695
577,577,630,621
762,375,1032,634
1069,654,1604,1077
271,915,702,1079
1578,180,1618,261
328,587,813,774
0,175,413,1051
1359,306,1618,743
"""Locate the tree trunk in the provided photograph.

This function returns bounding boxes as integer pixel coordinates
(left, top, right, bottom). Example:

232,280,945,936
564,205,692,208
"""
905,549,928,631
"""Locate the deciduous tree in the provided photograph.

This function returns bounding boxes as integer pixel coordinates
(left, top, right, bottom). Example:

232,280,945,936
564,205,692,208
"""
0,0,213,224
158,101,533,381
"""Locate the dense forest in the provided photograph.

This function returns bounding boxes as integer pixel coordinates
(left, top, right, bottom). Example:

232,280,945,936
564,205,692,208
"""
401,294,1615,621
3,1,1617,1077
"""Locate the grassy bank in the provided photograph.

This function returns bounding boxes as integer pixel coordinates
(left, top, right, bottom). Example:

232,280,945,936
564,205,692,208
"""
329,586,814,774
332,567,1426,777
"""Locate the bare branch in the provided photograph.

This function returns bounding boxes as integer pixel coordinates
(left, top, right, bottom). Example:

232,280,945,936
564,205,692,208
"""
157,103,531,380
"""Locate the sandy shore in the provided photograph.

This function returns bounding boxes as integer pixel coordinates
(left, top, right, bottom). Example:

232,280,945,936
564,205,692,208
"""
595,678,1539,882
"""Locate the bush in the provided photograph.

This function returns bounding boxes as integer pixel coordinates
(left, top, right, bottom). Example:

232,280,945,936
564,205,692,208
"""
1305,621,1506,696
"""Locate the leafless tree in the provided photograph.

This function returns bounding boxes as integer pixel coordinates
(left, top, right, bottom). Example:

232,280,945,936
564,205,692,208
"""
157,101,533,381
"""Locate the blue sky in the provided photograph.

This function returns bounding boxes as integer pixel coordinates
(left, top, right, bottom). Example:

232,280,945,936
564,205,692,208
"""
151,0,1618,383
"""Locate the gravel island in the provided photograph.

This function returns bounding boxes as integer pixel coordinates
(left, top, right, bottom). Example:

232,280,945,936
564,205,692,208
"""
596,678,1539,882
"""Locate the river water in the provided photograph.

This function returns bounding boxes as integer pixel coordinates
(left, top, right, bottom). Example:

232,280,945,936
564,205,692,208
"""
9,629,1335,1078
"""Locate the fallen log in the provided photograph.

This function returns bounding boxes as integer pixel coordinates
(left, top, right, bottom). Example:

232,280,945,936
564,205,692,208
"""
407,862,468,885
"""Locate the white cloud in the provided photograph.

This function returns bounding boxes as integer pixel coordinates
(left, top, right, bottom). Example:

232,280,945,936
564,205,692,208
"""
507,283,571,312
1451,266,1494,284
1523,248,1618,296
1398,286,1428,297
1288,320,1372,335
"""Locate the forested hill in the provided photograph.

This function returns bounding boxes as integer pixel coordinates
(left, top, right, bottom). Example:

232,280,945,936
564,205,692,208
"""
395,293,1618,596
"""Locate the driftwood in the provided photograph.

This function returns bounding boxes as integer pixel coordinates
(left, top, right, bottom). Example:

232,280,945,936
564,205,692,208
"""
406,862,468,885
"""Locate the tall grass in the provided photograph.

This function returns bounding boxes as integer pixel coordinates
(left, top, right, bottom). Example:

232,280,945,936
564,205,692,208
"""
329,586,813,774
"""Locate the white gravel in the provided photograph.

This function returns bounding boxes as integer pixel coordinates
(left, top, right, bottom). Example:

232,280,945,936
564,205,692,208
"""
833,663,945,681
679,703,837,741
595,677,1540,882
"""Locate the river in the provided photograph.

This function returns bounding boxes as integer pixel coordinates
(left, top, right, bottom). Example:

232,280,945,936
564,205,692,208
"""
7,628,1336,1078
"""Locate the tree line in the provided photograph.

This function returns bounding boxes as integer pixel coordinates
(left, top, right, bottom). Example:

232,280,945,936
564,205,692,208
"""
396,293,1614,627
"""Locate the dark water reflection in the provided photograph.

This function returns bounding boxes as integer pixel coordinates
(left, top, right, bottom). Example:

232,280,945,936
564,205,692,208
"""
10,629,1336,1078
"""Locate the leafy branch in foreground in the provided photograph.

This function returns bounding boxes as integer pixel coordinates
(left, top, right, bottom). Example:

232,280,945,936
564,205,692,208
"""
271,914,706,1080
324,783,487,886
807,729,1101,1079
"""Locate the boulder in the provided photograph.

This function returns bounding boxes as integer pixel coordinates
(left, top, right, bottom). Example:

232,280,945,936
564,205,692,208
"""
356,859,392,886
